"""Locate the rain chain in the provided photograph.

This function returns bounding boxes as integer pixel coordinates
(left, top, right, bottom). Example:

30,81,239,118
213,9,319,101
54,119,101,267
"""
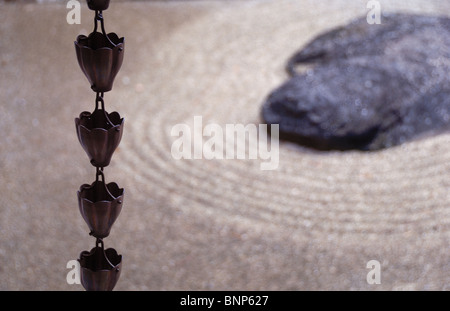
74,0,125,291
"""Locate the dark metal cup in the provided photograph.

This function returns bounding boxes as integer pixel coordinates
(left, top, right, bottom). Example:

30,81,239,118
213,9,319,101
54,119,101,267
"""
78,239,122,291
75,31,124,92
75,101,124,168
78,170,124,239
87,0,110,11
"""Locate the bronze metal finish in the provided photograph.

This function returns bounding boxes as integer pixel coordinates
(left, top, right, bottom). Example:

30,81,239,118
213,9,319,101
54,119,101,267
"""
75,94,124,167
78,239,122,291
87,0,110,11
78,168,124,239
74,11,124,92
72,2,126,291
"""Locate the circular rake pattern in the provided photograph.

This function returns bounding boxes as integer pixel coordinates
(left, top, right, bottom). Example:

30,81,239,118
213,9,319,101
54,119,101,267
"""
118,91,450,237
117,0,450,242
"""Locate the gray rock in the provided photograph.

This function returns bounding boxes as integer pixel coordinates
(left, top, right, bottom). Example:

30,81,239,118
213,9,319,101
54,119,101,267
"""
262,13,450,150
